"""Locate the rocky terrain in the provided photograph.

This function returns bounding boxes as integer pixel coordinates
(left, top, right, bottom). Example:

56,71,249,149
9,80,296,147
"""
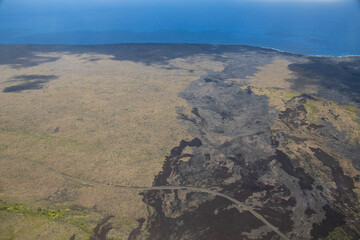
0,44,359,239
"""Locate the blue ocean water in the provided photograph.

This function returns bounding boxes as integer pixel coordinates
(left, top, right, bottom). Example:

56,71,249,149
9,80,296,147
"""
0,0,359,56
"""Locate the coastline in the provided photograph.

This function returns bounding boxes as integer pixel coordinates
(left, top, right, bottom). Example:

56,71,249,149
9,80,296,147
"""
0,43,359,58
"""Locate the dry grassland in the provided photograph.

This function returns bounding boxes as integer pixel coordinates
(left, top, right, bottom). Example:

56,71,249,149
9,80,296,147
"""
0,51,224,239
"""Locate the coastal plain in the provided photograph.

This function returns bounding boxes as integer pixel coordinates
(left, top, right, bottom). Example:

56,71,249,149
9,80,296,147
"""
0,44,359,240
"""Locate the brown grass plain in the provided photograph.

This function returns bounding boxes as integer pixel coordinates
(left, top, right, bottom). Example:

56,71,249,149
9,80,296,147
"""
0,51,224,239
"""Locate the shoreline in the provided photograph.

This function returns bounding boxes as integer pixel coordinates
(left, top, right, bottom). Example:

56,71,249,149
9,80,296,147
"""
0,43,359,58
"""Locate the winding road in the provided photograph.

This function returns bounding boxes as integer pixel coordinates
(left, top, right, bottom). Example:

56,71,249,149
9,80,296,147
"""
2,155,289,240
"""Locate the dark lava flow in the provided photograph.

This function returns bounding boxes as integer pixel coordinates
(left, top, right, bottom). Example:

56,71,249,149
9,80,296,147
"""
3,74,58,92
133,48,360,240
89,215,114,240
129,218,146,240
0,44,286,68
288,57,360,105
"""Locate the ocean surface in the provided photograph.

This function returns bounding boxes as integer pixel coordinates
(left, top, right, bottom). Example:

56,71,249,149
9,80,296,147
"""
0,0,359,56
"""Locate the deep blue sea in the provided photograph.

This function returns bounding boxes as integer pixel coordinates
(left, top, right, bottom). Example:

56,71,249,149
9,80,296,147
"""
0,0,359,56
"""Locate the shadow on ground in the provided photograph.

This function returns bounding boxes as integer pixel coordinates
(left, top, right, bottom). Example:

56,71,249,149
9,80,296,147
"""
3,74,58,92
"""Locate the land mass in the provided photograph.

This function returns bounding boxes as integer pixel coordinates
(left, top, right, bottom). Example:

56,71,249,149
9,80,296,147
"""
0,44,359,240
